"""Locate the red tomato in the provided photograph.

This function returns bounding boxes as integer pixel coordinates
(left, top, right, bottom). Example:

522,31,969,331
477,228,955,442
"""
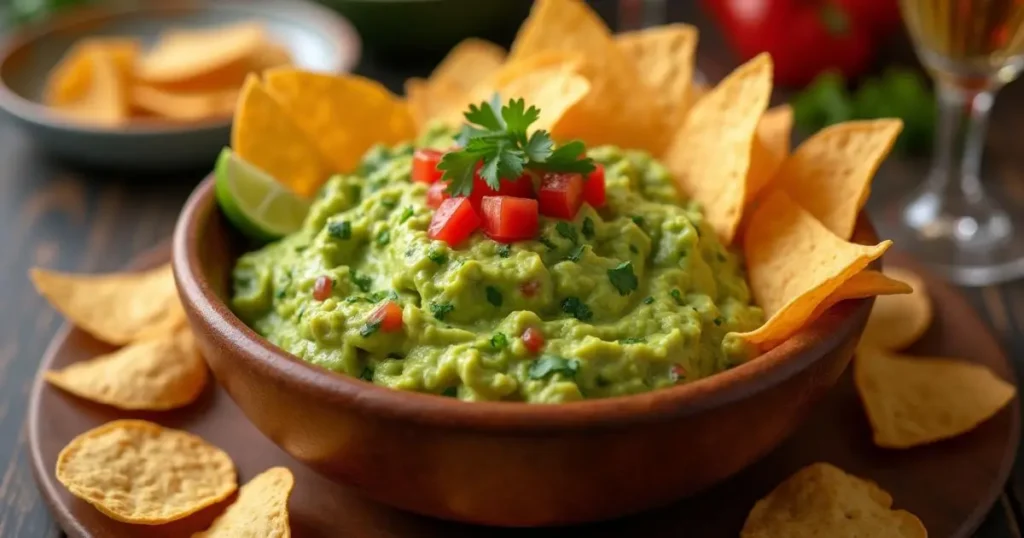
469,174,535,209
368,300,403,332
583,164,606,208
480,196,539,243
537,172,584,220
671,364,688,381
520,280,540,297
412,148,444,184
313,275,332,301
428,197,481,246
426,181,450,208
522,327,545,354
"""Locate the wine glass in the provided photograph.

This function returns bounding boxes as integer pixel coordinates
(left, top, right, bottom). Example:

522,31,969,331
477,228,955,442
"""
880,0,1024,285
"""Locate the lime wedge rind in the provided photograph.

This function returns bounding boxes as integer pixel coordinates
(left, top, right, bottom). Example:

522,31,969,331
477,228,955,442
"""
214,148,311,241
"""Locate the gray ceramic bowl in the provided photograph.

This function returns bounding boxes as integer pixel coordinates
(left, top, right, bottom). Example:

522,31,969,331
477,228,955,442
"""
0,0,360,170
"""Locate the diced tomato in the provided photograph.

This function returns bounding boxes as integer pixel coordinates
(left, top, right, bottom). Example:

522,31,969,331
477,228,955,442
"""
538,172,584,220
412,148,444,184
426,181,450,208
469,174,535,209
480,196,539,243
368,300,403,332
520,280,540,297
313,275,333,301
522,327,545,354
583,164,606,208
428,197,481,246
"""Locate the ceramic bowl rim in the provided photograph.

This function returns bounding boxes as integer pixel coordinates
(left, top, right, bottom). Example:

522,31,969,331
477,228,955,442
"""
0,0,361,137
173,175,875,433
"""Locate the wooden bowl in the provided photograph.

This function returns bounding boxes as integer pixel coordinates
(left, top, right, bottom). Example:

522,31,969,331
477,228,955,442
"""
172,176,877,527
0,0,359,170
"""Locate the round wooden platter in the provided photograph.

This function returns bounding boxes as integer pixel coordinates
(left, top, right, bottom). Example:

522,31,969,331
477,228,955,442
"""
28,246,1020,538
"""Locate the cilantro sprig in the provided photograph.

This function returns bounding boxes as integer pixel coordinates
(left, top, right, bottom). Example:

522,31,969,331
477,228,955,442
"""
438,95,596,196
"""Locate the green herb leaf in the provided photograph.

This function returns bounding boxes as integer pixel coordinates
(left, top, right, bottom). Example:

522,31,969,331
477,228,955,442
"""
486,286,503,307
538,236,557,251
464,94,505,130
430,302,455,321
567,244,587,262
350,270,372,292
524,131,554,161
631,215,645,227
670,289,684,305
582,217,595,239
643,296,655,305
359,367,374,381
608,262,638,296
427,248,448,266
528,355,580,379
556,222,578,244
532,140,595,175
359,321,382,337
441,386,458,398
327,221,351,240
376,230,390,247
497,244,511,258
491,332,508,349
561,296,593,321
399,206,415,223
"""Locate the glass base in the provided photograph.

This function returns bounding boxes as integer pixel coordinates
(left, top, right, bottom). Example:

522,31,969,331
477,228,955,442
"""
877,175,1024,286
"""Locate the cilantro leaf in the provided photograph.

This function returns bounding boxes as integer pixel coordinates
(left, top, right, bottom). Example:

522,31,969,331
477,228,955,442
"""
501,98,540,142
561,296,593,321
438,148,485,196
608,262,637,296
491,332,508,349
464,95,505,131
532,140,596,175
525,131,554,162
486,286,503,307
528,355,579,379
430,302,455,321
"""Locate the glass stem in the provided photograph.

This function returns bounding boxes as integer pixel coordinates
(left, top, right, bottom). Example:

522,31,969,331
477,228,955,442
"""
930,81,995,204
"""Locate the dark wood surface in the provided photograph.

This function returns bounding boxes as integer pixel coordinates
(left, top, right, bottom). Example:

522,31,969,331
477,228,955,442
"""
4,1,1024,536
25,246,1021,538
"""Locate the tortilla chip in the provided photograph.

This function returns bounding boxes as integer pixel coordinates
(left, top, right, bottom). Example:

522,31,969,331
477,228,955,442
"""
615,24,698,129
30,263,186,346
508,0,669,154
860,267,933,350
131,84,238,121
192,467,295,537
855,347,1016,448
810,269,913,320
45,38,140,107
264,69,415,175
136,22,266,83
56,420,237,524
737,191,892,348
747,105,794,204
664,53,773,244
232,75,331,197
52,47,131,126
45,330,206,410
776,119,903,239
741,462,927,538
249,41,293,71
429,38,506,96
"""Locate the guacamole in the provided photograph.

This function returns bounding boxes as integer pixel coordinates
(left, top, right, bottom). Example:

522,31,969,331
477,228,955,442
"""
231,139,764,403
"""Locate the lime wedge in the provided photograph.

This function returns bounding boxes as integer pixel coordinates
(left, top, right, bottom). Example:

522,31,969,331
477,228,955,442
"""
214,148,311,241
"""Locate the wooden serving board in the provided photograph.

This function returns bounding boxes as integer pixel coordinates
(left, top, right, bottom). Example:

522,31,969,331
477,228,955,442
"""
27,246,1020,538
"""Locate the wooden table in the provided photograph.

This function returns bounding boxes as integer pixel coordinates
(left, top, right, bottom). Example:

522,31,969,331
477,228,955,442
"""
2,2,1024,536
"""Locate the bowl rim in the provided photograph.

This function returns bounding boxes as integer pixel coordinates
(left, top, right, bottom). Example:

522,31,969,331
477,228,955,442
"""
0,0,361,137
174,175,875,433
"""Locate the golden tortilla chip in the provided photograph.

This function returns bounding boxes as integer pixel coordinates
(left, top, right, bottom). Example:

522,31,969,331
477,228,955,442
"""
737,191,892,349
688,80,708,108
741,462,927,538
131,84,238,121
54,47,130,126
664,53,773,244
747,104,794,205
249,41,293,71
45,330,206,410
136,22,266,83
232,75,331,197
615,24,698,129
776,119,903,239
855,347,1016,448
45,38,140,107
508,0,669,154
264,68,416,175
30,263,186,346
192,467,295,537
810,269,913,320
428,38,506,96
56,420,237,524
860,267,933,350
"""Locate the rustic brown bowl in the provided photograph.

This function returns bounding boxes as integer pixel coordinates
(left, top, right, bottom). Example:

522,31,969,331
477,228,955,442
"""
173,175,877,527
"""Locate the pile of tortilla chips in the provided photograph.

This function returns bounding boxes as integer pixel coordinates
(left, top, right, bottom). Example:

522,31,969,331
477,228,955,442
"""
32,264,296,533
43,21,290,126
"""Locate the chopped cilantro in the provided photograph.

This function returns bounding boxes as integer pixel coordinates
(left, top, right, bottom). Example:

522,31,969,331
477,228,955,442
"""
399,206,415,223
359,320,382,337
567,244,587,262
441,386,458,398
359,366,374,381
670,289,684,305
561,296,593,321
491,332,508,349
538,236,557,250
582,217,595,239
427,248,448,265
497,244,512,258
430,302,455,321
643,296,655,305
486,286,503,307
376,229,390,247
555,221,578,244
619,337,645,344
631,215,645,227
370,289,399,303
350,270,372,292
327,221,351,240
608,261,638,295
528,355,580,379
